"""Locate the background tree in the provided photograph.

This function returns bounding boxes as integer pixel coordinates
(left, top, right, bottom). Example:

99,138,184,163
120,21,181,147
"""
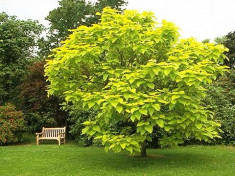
204,68,235,145
214,36,227,45
202,39,210,43
46,0,92,46
45,8,228,156
205,32,235,145
19,61,67,132
0,12,43,105
215,31,235,68
43,0,127,57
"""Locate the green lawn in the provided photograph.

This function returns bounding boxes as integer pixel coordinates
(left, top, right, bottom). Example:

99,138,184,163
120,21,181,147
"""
0,139,234,176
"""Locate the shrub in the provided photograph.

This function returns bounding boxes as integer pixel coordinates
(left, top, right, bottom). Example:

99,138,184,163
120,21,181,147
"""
212,69,235,145
205,84,235,145
214,69,235,104
0,103,25,145
68,109,93,146
218,105,235,145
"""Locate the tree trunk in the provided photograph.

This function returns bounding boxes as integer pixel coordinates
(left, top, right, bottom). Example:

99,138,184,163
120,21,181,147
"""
140,142,147,157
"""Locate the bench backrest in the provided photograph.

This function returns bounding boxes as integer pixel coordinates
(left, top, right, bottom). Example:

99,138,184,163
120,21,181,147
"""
42,127,66,138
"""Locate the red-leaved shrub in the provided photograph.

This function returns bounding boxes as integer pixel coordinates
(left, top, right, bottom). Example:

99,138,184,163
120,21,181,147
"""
19,61,67,132
0,103,25,145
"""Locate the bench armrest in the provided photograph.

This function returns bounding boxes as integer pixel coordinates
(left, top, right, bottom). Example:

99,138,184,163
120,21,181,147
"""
35,132,43,136
58,132,66,137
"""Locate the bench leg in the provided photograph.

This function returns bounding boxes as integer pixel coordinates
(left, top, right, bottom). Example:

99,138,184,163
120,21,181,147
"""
58,139,61,145
36,137,39,145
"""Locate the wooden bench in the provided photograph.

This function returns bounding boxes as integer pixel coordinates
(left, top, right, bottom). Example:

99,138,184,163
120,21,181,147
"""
36,127,66,145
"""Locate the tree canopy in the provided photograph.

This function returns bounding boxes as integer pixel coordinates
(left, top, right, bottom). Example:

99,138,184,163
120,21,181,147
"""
43,0,127,55
45,8,228,156
0,12,43,104
221,31,235,68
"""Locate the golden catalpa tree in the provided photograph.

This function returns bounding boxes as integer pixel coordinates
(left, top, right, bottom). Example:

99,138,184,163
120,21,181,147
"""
45,8,228,156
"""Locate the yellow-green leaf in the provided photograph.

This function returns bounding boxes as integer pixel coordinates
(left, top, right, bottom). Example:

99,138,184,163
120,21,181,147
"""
195,122,202,129
110,100,118,108
121,143,126,149
145,125,153,133
140,108,148,115
156,119,164,128
116,106,123,113
152,104,160,111
147,82,155,89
